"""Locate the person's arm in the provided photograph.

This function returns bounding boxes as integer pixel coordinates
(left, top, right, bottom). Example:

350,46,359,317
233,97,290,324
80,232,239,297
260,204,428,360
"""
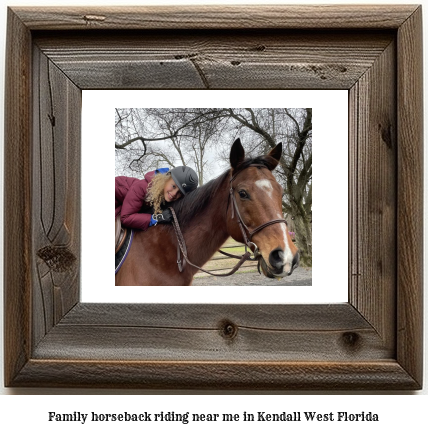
120,179,152,230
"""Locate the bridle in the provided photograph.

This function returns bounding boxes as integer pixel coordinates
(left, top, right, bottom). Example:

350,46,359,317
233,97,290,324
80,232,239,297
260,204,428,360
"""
170,164,287,276
228,164,287,259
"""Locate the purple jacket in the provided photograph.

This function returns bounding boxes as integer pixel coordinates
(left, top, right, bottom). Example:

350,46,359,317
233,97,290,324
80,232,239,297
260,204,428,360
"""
115,171,157,231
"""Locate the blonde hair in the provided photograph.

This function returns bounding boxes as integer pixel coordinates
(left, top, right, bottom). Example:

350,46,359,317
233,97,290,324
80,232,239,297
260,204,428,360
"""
146,172,170,214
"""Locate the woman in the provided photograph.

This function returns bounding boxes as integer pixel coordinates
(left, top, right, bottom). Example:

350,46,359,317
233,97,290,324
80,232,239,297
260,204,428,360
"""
115,166,199,230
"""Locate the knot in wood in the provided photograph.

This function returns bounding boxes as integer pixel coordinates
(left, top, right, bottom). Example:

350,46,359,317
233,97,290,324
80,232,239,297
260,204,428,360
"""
219,320,238,340
37,245,76,272
83,15,106,23
341,332,361,350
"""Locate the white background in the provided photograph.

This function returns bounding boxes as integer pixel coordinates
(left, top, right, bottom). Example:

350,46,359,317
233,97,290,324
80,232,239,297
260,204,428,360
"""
82,89,348,303
0,0,427,430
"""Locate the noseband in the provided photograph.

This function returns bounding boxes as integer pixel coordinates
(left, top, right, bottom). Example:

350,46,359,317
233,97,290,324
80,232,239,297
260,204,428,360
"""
228,164,287,258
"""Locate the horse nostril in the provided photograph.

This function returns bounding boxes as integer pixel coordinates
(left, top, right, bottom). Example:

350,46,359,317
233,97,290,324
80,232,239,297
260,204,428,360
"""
288,251,300,275
269,248,285,269
293,251,300,269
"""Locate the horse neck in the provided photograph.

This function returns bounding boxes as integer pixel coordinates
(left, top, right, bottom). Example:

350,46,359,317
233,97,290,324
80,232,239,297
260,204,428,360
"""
179,176,231,267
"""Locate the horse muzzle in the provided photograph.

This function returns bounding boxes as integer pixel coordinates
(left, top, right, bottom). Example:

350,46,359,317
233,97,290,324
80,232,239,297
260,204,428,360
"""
258,249,299,278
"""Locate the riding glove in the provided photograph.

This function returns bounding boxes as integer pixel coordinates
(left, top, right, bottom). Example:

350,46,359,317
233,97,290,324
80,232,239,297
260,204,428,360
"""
152,209,173,225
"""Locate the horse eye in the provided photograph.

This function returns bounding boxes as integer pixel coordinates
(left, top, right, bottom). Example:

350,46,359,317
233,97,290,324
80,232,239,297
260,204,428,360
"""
238,190,249,199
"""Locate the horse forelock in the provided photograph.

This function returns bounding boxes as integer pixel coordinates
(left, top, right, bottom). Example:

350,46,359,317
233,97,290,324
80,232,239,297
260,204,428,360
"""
233,155,278,175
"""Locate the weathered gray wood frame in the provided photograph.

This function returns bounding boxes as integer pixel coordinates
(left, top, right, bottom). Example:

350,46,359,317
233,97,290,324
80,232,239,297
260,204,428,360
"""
4,5,423,389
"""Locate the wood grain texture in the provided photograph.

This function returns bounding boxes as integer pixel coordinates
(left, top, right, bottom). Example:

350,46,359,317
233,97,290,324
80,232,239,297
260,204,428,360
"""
32,46,81,347
12,5,419,30
3,5,423,390
349,39,396,351
3,8,32,388
396,6,424,386
32,304,391,362
34,31,393,90
60,303,366,329
12,361,419,390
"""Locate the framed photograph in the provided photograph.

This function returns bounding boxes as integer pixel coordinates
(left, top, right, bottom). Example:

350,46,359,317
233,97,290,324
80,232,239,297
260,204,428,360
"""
112,104,311,288
4,5,423,389
84,90,347,303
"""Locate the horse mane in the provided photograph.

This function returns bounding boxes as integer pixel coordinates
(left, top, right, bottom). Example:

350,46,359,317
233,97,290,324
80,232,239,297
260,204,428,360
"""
170,154,277,226
169,170,230,227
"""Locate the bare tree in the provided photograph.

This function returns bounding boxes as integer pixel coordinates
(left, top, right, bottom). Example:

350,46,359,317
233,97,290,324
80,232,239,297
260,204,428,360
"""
115,107,312,265
280,108,312,266
209,108,312,265
115,108,226,183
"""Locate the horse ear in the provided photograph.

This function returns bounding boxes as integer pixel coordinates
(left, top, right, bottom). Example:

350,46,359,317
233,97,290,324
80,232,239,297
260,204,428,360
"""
230,138,245,169
267,142,282,170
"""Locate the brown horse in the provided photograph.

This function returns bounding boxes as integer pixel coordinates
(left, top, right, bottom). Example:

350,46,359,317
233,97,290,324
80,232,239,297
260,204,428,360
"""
115,138,299,286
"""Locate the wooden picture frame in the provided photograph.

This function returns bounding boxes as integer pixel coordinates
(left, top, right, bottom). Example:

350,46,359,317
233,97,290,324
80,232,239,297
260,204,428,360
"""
4,5,423,389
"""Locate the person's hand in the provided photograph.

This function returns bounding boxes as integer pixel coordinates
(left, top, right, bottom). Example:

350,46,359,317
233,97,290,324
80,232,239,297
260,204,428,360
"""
152,209,173,224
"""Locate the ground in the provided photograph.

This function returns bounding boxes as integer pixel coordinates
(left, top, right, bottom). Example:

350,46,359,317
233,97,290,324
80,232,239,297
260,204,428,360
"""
193,266,312,286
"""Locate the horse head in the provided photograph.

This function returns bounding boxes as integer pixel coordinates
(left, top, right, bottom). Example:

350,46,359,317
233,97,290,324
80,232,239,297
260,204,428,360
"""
228,138,299,278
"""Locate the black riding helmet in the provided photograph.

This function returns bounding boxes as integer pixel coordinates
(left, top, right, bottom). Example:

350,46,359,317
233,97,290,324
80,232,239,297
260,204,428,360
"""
170,166,199,195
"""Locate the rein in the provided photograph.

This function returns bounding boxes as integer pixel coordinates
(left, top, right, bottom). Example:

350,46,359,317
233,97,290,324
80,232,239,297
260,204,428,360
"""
170,207,255,277
170,164,287,277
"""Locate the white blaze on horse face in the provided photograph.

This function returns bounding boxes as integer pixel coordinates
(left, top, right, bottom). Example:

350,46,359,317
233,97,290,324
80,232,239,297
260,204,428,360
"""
255,179,273,199
255,177,293,275
279,221,294,274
